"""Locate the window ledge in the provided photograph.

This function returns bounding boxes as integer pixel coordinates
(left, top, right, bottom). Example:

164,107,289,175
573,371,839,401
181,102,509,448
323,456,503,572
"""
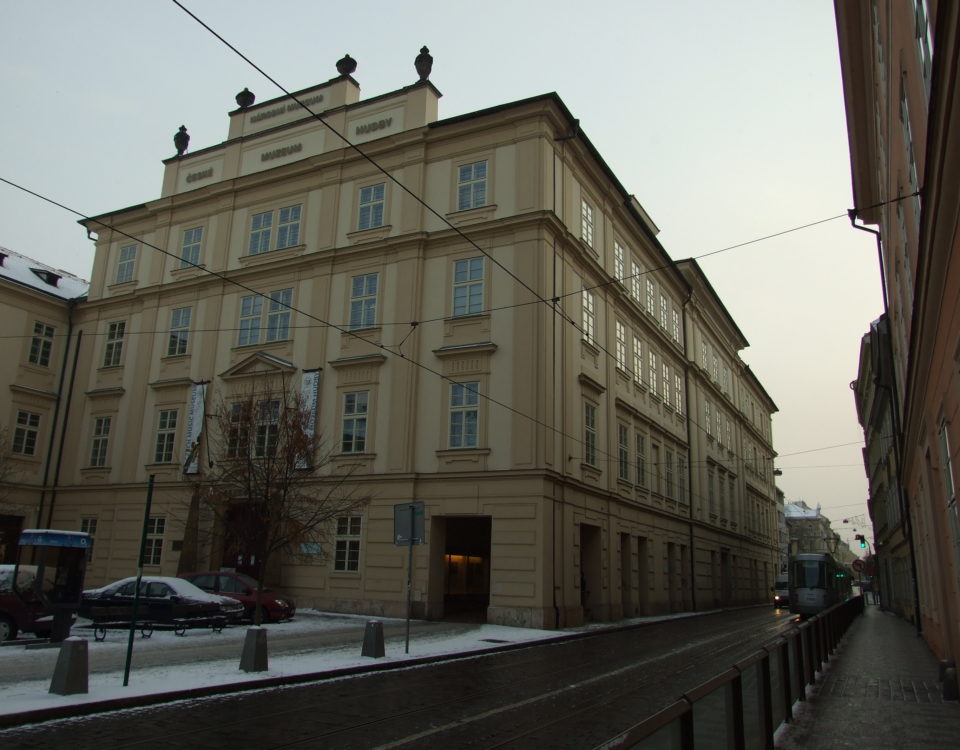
170,264,206,280
347,225,392,245
444,204,497,226
238,243,306,267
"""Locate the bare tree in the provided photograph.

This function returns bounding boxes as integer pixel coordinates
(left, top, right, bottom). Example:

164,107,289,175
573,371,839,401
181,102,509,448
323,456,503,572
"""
195,378,369,625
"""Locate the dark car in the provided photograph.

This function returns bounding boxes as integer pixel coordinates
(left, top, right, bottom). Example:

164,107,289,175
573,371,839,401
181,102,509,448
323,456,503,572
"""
0,564,58,641
79,576,243,626
180,571,296,622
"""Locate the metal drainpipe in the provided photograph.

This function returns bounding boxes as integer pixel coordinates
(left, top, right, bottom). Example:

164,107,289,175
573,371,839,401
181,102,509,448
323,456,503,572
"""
682,290,697,611
44,328,83,530
35,299,77,528
848,210,922,635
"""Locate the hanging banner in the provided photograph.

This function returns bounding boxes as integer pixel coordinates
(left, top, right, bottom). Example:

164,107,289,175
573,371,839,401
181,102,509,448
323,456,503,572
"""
297,370,321,469
182,382,208,474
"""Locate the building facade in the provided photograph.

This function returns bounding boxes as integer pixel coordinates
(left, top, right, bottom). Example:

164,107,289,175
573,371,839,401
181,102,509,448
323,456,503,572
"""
838,0,960,660
0,249,88,563
1,59,780,628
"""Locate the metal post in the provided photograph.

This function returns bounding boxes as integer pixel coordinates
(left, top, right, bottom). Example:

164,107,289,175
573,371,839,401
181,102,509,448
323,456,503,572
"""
405,503,414,654
123,475,155,687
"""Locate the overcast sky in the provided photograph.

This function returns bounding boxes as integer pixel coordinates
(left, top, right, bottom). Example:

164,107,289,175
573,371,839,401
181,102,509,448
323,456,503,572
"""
0,1,880,545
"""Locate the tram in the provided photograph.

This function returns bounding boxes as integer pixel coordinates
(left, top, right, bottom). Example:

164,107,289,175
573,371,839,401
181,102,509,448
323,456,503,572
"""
788,552,852,616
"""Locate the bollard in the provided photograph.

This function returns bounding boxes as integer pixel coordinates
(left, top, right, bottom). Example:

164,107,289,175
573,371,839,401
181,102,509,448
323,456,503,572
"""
361,620,385,658
943,667,959,701
49,637,88,695
239,627,268,672
938,659,956,682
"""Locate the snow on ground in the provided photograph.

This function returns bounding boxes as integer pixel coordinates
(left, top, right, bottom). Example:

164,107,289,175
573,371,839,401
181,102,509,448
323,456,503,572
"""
0,611,564,718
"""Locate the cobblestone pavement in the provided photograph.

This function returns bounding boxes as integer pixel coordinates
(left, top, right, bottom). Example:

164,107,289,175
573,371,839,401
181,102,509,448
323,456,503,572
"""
776,604,960,749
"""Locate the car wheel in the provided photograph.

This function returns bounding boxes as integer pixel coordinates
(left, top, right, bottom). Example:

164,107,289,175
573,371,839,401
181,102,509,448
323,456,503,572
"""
0,615,17,642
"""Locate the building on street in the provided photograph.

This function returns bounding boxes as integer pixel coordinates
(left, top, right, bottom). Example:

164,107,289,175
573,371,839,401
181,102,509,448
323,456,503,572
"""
1,54,781,628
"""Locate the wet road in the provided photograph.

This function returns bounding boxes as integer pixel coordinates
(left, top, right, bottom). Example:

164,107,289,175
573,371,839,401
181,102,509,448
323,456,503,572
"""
1,608,794,749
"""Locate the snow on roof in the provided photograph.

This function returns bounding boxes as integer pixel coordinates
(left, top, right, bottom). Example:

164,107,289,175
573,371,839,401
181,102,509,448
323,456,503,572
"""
0,246,89,301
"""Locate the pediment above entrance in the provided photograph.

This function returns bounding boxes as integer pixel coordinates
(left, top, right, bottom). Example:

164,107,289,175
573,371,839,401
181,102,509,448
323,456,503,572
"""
219,351,297,381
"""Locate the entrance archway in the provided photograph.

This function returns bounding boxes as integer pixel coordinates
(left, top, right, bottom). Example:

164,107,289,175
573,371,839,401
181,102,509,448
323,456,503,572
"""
441,516,491,621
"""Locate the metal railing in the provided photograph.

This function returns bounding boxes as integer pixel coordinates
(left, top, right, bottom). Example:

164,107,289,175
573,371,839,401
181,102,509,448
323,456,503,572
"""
596,596,865,750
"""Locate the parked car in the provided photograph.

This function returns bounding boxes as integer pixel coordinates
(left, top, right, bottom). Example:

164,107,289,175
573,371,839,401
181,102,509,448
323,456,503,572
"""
79,576,243,627
0,564,57,641
180,571,296,622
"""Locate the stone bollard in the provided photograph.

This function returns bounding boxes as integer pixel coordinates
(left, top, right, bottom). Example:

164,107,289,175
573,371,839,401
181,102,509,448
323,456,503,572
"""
239,627,268,672
361,619,385,658
49,637,88,695
943,667,959,701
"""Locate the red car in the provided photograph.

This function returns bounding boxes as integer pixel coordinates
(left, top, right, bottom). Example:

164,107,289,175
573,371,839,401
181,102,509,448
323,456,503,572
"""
180,571,296,622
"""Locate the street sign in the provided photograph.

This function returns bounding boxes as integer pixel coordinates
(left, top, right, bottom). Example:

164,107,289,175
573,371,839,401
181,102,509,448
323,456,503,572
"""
852,559,865,573
394,502,425,546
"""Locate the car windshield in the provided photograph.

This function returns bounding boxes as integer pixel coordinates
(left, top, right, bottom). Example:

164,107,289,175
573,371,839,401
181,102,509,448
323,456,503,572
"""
234,572,259,588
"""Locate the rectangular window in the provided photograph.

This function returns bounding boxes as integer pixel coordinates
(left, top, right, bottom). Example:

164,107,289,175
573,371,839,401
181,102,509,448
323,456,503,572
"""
631,261,642,302
80,518,97,562
635,432,647,487
249,205,302,254
449,382,479,448
154,409,178,463
256,399,280,457
672,309,681,343
646,279,655,315
615,320,627,371
457,160,487,210
648,350,658,397
341,391,369,453
705,401,713,436
452,258,484,316
238,289,292,346
90,416,111,467
581,289,596,345
334,516,362,571
633,336,643,385
677,456,687,502
665,450,674,499
584,402,597,467
349,273,379,329
249,211,273,255
617,423,630,481
103,322,125,367
180,227,203,268
663,363,671,407
29,321,55,367
144,516,165,566
660,294,668,329
276,204,302,249
718,469,727,514
12,410,40,456
167,306,191,356
265,289,292,342
227,402,248,458
614,242,625,283
358,184,385,230
116,244,137,284
581,200,594,247
674,374,684,415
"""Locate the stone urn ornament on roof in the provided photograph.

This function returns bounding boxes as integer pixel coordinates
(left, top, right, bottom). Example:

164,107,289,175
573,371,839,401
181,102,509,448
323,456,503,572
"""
174,125,189,157
336,54,357,77
235,87,256,109
415,46,433,81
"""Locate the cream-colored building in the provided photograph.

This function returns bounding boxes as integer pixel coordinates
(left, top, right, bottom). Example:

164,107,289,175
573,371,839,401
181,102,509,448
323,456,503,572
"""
2,59,780,628
838,0,960,663
0,248,88,562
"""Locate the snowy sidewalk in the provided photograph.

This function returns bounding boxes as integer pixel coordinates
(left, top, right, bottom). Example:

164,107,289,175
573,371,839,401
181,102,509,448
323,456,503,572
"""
0,612,565,727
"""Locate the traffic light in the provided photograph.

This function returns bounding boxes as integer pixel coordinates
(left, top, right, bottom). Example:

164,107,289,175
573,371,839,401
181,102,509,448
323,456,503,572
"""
855,534,866,548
